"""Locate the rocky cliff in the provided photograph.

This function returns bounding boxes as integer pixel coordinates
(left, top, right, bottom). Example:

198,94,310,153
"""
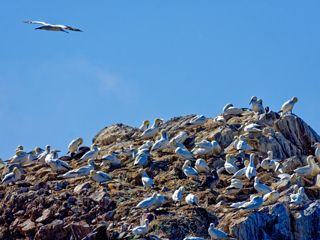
0,110,320,240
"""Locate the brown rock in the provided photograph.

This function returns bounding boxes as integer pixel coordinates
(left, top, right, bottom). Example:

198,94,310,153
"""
74,182,91,194
17,219,36,236
71,222,91,240
36,209,53,223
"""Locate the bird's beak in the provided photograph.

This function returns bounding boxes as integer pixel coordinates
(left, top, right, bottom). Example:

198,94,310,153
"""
56,150,61,152
249,99,253,105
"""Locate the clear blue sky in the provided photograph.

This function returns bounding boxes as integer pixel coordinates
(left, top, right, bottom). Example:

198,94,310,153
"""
1,1,320,160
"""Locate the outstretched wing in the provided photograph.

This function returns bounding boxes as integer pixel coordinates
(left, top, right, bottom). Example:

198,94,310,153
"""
23,21,50,25
56,25,82,32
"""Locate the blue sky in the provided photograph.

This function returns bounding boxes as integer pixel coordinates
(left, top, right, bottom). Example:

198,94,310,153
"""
1,1,320,160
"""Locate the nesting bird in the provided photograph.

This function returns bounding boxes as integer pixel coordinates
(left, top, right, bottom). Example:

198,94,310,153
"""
262,191,279,206
290,187,304,207
173,131,188,144
231,160,250,180
213,115,226,128
185,193,200,207
208,223,235,239
140,118,163,139
151,129,169,152
90,170,112,183
195,159,210,174
278,97,298,116
254,177,272,195
226,179,242,195
172,186,185,205
312,142,320,162
222,103,248,116
192,137,221,156
139,169,154,189
132,219,150,236
37,145,51,163
80,144,100,162
245,153,257,180
176,147,196,161
61,159,95,178
2,167,21,185
183,160,200,179
224,154,239,174
249,96,265,114
133,193,157,211
293,155,313,177
237,135,254,151
261,151,276,172
134,152,148,167
68,137,83,154
139,120,150,131
244,123,261,133
101,151,120,166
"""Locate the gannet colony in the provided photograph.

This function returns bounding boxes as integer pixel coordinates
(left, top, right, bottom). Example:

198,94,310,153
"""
1,96,320,240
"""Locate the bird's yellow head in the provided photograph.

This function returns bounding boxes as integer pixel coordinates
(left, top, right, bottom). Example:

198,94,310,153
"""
13,167,20,174
143,120,150,126
90,170,97,176
292,97,298,103
78,137,84,144
195,137,202,142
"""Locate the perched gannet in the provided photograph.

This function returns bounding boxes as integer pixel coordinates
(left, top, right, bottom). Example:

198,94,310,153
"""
151,129,169,152
172,186,185,205
237,135,254,151
37,145,51,163
257,99,263,108
90,170,112,183
169,138,187,152
68,137,83,154
176,147,196,161
245,153,257,180
35,147,44,157
23,21,82,33
244,123,261,133
310,157,320,177
249,96,265,114
223,103,248,116
226,179,242,195
139,169,154,188
262,191,279,206
192,137,221,156
10,150,28,165
233,136,240,149
200,169,220,189
79,144,100,162
228,195,256,209
224,154,239,174
290,187,304,207
254,177,272,195
62,159,95,178
208,223,235,240
101,151,120,166
183,160,200,179
139,141,153,152
47,158,72,172
312,142,320,162
185,193,200,207
188,115,206,127
132,219,150,236
261,152,276,172
140,120,150,131
278,97,298,116
293,155,313,177
274,162,284,174
236,195,263,213
231,160,250,180
213,115,226,127
45,150,60,164
154,193,166,209
173,131,188,144
140,118,163,139
2,167,21,185
16,145,23,151
134,152,148,166
272,173,297,184
27,151,37,162
195,159,210,173
134,193,157,211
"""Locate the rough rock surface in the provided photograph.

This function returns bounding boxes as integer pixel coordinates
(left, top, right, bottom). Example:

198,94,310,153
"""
1,110,320,239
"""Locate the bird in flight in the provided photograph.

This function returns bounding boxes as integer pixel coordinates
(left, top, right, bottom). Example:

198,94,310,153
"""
23,21,82,33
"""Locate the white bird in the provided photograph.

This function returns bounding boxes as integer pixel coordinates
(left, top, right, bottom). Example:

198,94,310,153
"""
233,136,240,149
134,193,157,210
138,141,153,152
139,169,154,188
236,195,263,213
79,144,100,162
10,150,28,165
249,96,265,114
245,153,257,180
183,160,200,179
231,160,250,180
173,131,188,144
45,150,60,164
140,118,163,139
176,147,196,161
2,167,21,185
195,159,210,174
254,177,272,195
229,195,256,209
244,123,261,133
185,193,200,207
312,142,320,162
223,103,248,116
139,120,150,131
290,187,304,206
169,138,187,152
261,151,276,172
47,158,72,172
68,137,83,154
262,191,279,206
35,147,44,157
151,129,169,152
172,186,185,205
134,152,148,167
226,179,242,195
192,137,221,156
310,156,320,177
61,159,95,178
213,115,226,127
37,145,51,163
132,219,150,236
208,223,235,239
278,97,298,116
27,151,37,163
224,154,239,174
188,115,206,127
90,170,112,183
101,151,120,166
23,21,82,33
154,194,166,209
237,135,254,151
293,155,313,177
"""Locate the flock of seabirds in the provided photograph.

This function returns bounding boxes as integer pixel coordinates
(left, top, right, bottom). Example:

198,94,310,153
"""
3,95,319,240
